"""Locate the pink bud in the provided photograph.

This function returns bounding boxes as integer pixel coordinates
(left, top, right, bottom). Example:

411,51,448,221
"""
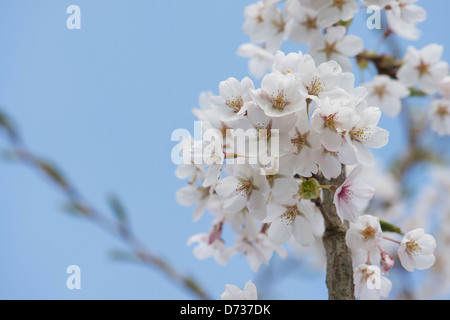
380,251,395,274
208,223,223,245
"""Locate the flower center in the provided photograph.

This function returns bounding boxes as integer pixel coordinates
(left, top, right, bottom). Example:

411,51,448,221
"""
280,205,303,226
271,91,288,110
333,0,347,9
405,240,422,256
361,226,377,240
236,178,258,196
307,77,324,97
301,15,318,30
291,128,310,155
225,96,244,113
436,105,449,117
323,113,338,131
338,185,353,202
373,84,387,100
321,41,339,60
416,59,430,77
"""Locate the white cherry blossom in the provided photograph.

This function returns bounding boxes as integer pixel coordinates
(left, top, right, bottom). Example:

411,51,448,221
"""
398,228,437,272
345,106,389,167
237,43,275,79
297,56,350,101
285,0,324,45
429,99,450,136
187,233,235,266
346,215,383,251
440,76,450,98
309,26,364,72
243,1,287,52
176,184,211,222
251,72,306,117
209,77,255,122
287,111,321,177
300,0,359,27
386,0,427,41
215,164,269,220
234,231,287,272
310,96,359,152
397,44,449,95
221,280,258,300
363,75,410,117
264,198,316,246
354,264,392,300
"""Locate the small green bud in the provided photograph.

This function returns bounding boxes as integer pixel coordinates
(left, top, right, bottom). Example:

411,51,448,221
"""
299,178,321,200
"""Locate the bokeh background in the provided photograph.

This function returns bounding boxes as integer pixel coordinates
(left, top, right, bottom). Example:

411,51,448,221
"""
0,0,449,299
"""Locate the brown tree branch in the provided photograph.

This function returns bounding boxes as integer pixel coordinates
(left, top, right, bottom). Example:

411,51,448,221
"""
316,170,355,300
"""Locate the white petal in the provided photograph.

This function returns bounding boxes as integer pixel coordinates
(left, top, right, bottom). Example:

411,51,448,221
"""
243,280,258,300
272,178,299,199
221,285,246,300
292,216,315,247
268,218,293,245
247,191,267,220
224,192,247,214
215,176,240,197
319,129,343,152
203,164,222,187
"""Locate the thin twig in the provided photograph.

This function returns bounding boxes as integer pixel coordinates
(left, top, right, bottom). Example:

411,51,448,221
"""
0,112,211,300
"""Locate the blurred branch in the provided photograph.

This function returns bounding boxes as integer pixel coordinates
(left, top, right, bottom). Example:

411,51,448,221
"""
0,109,211,300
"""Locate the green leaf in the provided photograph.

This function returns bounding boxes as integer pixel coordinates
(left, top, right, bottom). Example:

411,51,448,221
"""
108,194,128,223
380,220,404,235
109,249,138,263
63,201,92,216
409,88,427,97
37,160,70,190
0,109,19,141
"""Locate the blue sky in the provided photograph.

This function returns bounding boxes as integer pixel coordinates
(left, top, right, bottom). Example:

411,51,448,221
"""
0,1,449,300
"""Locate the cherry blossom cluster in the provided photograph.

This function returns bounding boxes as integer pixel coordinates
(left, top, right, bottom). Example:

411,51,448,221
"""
238,0,450,137
176,48,390,262
174,0,445,300
238,0,426,77
347,214,436,300
174,49,437,299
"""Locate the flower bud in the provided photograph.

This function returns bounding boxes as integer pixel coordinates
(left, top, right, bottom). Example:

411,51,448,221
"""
208,223,223,245
380,251,395,274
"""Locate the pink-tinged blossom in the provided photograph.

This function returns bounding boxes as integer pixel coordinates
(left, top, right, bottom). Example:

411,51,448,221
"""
333,166,375,222
380,250,395,274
